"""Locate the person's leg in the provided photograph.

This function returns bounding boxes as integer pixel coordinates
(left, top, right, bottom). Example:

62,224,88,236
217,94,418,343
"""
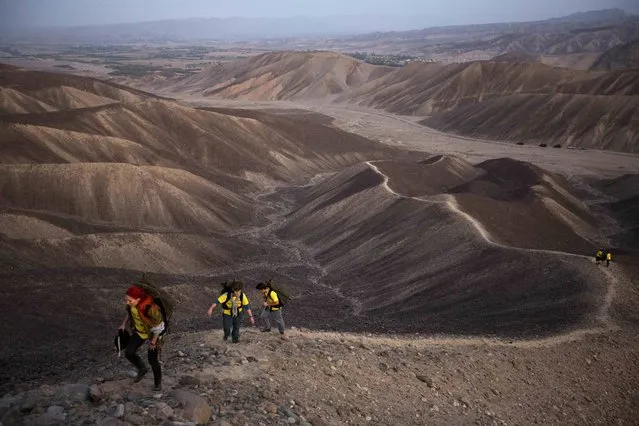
260,309,272,331
222,314,232,341
273,310,285,334
232,313,242,343
147,346,162,390
125,333,148,381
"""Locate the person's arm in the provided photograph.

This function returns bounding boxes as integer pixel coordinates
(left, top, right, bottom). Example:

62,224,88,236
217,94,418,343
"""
147,306,165,349
207,302,218,316
242,294,255,325
264,291,280,307
208,294,224,316
246,308,255,325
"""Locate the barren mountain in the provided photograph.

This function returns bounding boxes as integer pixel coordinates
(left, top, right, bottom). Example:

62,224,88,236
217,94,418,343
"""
341,60,581,115
423,93,639,151
149,50,638,152
279,156,602,336
157,51,393,101
590,38,639,70
0,64,149,112
557,68,639,95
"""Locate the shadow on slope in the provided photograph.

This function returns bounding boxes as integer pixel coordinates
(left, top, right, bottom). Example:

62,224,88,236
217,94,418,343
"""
279,157,605,337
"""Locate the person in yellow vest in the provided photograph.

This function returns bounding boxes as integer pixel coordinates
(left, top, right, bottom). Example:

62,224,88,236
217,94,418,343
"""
119,285,164,391
256,282,286,335
606,250,613,267
207,281,254,343
595,249,604,265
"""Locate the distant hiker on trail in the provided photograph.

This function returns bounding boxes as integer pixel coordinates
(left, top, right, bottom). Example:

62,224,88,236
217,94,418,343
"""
207,280,255,343
595,249,605,265
119,285,164,391
606,250,613,267
256,281,286,336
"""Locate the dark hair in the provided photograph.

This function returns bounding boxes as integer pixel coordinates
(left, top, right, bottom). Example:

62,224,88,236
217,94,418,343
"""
231,280,243,291
256,282,268,290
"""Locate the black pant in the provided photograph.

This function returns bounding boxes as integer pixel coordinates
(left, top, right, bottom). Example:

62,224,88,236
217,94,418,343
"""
125,332,161,386
222,313,243,342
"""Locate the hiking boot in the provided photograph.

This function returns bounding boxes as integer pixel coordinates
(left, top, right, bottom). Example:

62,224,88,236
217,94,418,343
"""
153,384,162,392
223,335,229,341
260,328,271,333
134,367,148,383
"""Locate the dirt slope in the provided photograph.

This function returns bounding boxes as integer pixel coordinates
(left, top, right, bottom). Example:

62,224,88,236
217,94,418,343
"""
343,61,580,115
279,157,604,336
590,38,639,70
157,51,394,100
423,93,639,152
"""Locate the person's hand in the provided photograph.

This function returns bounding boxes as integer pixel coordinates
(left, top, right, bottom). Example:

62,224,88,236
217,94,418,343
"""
118,324,126,331
263,302,269,307
207,307,213,317
149,339,157,350
249,316,255,326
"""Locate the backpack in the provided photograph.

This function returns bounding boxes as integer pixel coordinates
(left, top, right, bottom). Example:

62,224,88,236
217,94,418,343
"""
219,280,245,310
135,273,175,335
265,279,290,308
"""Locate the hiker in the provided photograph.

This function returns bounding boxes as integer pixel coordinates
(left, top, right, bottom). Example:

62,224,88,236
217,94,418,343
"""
595,249,604,265
606,250,613,267
119,285,164,391
207,281,255,343
256,281,286,335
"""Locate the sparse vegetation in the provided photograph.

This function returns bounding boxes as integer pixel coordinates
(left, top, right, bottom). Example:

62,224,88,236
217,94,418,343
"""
347,51,430,67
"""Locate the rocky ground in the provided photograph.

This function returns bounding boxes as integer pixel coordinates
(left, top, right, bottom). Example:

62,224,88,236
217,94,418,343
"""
1,311,638,426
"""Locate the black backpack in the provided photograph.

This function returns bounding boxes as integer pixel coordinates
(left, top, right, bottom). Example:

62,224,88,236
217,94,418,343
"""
265,279,290,308
219,280,245,311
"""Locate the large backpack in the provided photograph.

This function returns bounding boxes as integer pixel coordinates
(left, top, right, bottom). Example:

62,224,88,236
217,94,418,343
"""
265,279,290,308
219,280,245,311
135,273,175,335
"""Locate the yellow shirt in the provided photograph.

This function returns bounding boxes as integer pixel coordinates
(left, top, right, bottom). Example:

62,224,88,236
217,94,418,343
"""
130,306,149,340
217,292,250,316
266,290,281,311
129,302,163,340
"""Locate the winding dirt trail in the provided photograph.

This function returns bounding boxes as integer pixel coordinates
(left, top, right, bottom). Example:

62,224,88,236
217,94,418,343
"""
365,160,621,348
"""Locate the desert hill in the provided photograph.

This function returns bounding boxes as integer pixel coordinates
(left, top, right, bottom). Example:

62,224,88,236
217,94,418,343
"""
0,64,150,113
147,51,639,152
157,51,394,101
279,156,604,336
422,93,639,151
590,38,639,70
557,68,639,95
600,174,639,248
341,60,582,115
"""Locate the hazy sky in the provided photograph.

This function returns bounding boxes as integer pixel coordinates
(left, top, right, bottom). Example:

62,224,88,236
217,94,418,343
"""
0,0,637,27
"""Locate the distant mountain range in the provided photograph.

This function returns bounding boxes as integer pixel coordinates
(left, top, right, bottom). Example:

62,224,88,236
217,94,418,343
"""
133,50,639,153
1,8,637,43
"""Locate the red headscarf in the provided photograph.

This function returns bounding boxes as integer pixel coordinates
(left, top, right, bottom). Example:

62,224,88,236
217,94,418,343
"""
126,285,145,300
